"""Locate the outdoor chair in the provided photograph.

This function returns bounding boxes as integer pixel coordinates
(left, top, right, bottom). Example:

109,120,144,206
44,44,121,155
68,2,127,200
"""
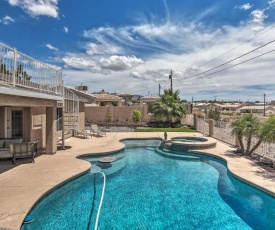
10,139,39,164
91,124,106,137
74,129,88,138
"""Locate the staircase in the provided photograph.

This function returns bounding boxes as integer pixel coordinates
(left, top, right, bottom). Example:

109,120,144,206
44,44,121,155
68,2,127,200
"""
63,86,80,132
60,87,80,147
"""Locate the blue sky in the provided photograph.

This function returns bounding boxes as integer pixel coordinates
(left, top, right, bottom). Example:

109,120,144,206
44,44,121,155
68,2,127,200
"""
1,0,275,102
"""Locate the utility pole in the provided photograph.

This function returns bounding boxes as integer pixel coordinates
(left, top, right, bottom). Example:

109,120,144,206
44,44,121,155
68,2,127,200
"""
169,70,173,93
191,96,194,114
159,84,161,96
264,93,266,117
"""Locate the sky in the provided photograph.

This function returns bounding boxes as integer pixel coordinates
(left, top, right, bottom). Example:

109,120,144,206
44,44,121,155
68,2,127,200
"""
1,0,275,102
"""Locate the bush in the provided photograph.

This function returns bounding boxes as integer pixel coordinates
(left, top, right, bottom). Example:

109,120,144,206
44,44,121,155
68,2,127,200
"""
132,109,142,123
147,121,181,128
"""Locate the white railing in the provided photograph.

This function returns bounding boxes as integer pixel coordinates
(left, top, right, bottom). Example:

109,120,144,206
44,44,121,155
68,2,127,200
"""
0,42,62,95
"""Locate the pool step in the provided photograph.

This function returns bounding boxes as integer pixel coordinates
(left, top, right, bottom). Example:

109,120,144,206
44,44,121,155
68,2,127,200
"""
156,148,201,161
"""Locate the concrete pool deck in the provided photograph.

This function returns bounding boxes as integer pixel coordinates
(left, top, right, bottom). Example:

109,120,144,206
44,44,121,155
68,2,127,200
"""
0,132,275,230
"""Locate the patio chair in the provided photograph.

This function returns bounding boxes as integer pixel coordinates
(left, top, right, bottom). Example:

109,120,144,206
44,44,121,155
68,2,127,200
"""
10,139,39,164
74,129,88,138
91,124,106,137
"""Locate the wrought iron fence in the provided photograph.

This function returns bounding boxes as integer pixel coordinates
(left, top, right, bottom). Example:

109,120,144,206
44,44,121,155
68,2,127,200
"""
0,42,62,95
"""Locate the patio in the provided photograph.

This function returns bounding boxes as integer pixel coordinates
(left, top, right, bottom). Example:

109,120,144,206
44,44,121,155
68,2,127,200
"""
0,132,275,230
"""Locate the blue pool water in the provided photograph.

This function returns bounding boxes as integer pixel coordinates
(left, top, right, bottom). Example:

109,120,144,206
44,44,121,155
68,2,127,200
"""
22,139,275,230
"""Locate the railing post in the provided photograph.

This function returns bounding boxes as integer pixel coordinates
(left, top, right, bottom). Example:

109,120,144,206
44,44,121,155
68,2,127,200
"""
12,48,17,86
209,119,214,137
193,114,197,130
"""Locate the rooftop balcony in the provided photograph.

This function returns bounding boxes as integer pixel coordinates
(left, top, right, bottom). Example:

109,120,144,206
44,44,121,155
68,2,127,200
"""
0,42,63,100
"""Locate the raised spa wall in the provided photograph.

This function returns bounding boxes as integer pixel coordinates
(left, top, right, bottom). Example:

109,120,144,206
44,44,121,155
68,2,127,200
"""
162,137,217,152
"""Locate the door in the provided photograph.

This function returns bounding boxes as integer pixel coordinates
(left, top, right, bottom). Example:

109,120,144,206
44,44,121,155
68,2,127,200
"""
7,108,23,139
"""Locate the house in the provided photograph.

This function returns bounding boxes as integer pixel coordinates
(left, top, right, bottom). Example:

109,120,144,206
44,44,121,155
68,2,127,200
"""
90,89,123,106
0,42,65,154
118,92,133,106
139,96,159,104
239,105,275,115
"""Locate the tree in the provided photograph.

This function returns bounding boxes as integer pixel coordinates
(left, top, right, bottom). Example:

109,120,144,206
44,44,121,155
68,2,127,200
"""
15,64,31,80
132,109,142,123
248,116,275,155
153,89,186,122
208,110,221,121
231,114,275,156
0,60,11,75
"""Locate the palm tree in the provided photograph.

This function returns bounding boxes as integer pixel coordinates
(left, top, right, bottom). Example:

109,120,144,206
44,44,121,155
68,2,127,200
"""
231,114,275,156
248,116,275,155
153,89,186,123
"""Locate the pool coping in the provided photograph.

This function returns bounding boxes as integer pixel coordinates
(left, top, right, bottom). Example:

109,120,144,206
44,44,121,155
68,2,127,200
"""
0,132,275,230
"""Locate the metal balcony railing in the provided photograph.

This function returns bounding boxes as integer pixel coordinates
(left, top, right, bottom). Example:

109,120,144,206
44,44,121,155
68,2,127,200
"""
0,42,62,95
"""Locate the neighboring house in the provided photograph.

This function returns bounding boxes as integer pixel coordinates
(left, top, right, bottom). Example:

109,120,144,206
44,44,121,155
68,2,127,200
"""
118,92,133,106
0,42,63,154
90,90,123,106
139,96,159,104
239,105,275,115
219,104,242,112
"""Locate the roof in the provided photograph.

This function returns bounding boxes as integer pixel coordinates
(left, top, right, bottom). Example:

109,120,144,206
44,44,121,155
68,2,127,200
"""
68,87,97,103
118,92,133,97
240,105,274,110
220,104,242,108
90,93,123,101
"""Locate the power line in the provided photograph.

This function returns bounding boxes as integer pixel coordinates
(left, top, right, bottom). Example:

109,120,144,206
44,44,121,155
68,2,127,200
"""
184,48,275,82
173,38,275,82
119,25,275,96
197,24,275,68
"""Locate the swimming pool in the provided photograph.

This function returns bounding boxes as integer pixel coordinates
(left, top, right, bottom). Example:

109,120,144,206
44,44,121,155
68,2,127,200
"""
22,139,275,230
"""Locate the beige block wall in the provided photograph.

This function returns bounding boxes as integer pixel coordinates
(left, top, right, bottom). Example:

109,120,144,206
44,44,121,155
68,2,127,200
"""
85,105,148,123
85,106,110,122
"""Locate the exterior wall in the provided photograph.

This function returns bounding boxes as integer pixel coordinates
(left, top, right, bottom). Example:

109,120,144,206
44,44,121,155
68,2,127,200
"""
85,105,148,123
0,93,60,153
79,102,85,130
23,107,31,142
46,107,57,154
0,94,56,107
30,107,46,149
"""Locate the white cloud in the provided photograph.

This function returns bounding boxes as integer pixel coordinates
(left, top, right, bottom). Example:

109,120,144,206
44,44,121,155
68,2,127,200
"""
235,3,253,10
62,18,275,100
83,23,218,57
46,44,58,51
7,0,59,18
0,15,15,25
64,27,68,33
268,0,275,8
86,42,122,55
250,10,267,24
63,56,96,69
99,55,144,71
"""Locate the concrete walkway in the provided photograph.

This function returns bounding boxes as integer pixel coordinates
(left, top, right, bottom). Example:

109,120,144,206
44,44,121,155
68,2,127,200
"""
0,132,275,230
